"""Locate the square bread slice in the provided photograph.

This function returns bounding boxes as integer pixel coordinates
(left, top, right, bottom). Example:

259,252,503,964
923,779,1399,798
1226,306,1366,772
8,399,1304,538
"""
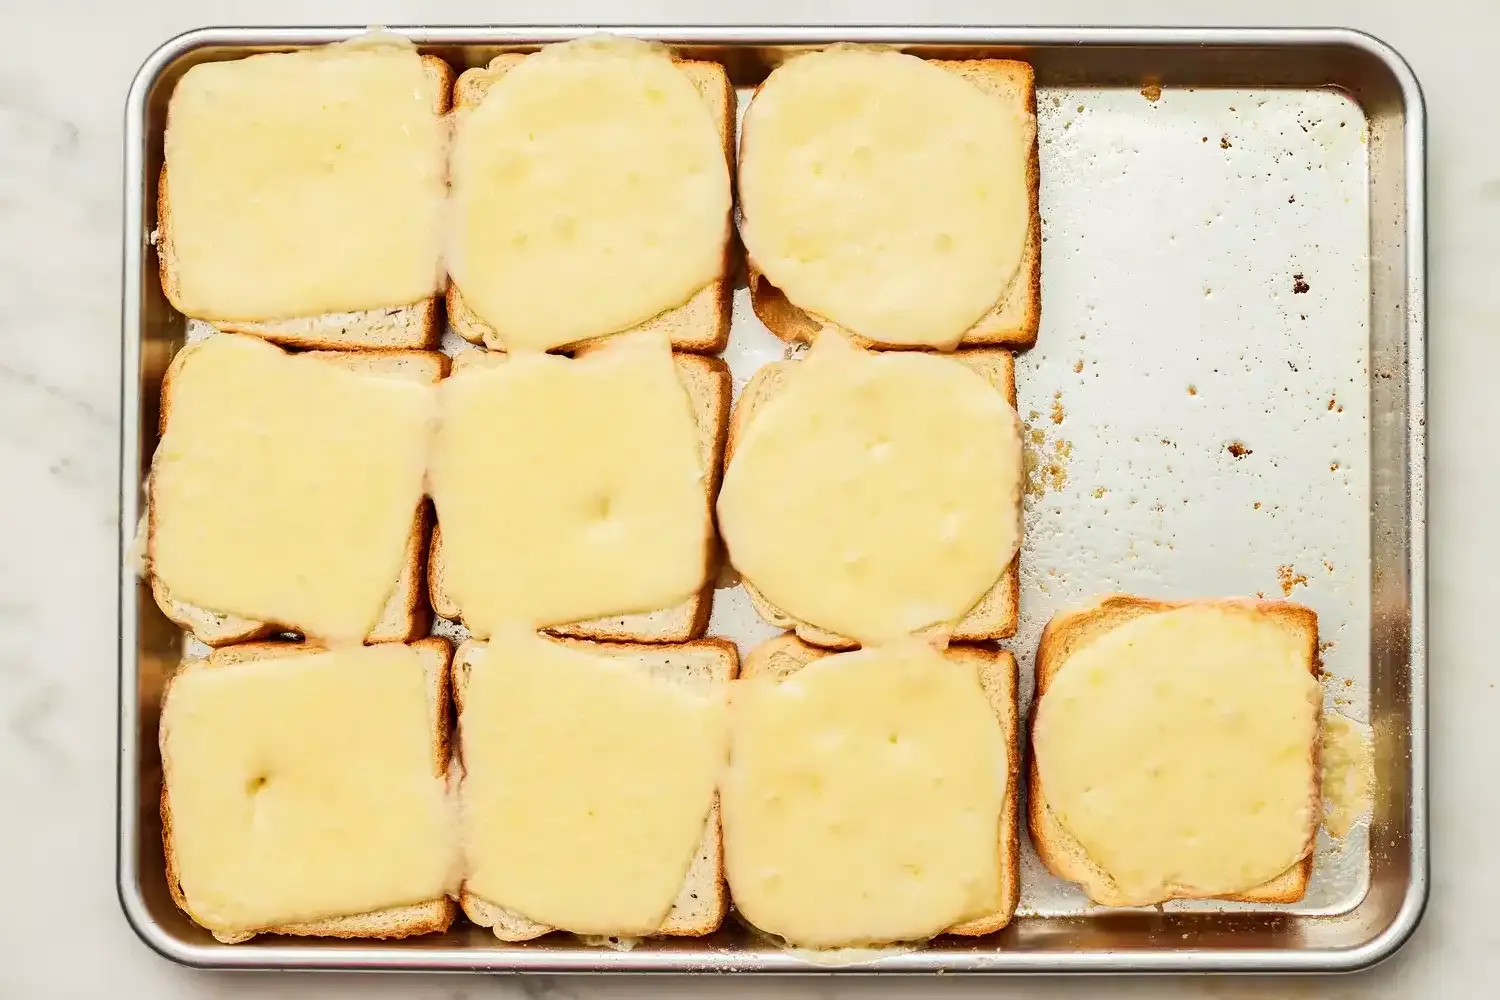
155,54,453,350
740,634,1021,937
454,635,738,940
724,349,1020,648
445,53,735,354
1027,594,1319,906
744,58,1040,351
428,348,729,643
160,638,457,943
148,346,447,647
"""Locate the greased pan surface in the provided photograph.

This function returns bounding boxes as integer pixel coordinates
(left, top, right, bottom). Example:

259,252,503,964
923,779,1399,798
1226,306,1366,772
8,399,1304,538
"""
119,26,1426,972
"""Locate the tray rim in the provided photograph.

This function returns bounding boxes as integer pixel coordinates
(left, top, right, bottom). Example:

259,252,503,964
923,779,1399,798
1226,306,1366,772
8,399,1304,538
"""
117,23,1428,974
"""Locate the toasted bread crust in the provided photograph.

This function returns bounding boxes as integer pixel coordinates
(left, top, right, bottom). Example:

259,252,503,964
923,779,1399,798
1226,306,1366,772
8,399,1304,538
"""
452,635,737,940
156,55,453,349
735,634,1020,938
1027,595,1320,906
722,349,1021,647
742,58,1040,351
160,638,456,942
446,54,734,354
428,351,727,643
147,342,444,646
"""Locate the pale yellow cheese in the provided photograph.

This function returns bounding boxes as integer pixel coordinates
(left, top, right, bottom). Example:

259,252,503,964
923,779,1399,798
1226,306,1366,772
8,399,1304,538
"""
449,36,730,351
738,47,1030,349
165,42,446,320
161,645,455,935
1322,713,1373,839
151,334,434,643
723,639,1007,948
717,334,1022,645
458,629,728,934
428,334,707,636
1032,605,1322,905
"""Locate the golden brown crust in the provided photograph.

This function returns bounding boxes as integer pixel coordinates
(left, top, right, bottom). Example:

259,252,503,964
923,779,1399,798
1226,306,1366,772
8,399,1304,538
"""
657,798,731,938
736,634,1020,937
447,54,734,355
1027,595,1320,906
742,58,1040,352
156,55,453,349
160,638,455,942
722,349,1021,647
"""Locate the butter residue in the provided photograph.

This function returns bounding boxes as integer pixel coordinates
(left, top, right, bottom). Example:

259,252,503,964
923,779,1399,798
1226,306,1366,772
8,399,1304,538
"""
785,942,920,966
1321,713,1373,839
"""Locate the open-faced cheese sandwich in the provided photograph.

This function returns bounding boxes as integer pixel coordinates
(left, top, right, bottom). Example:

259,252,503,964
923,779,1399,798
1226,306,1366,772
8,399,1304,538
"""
160,639,459,942
722,634,1020,949
148,333,440,646
157,38,451,349
738,46,1039,351
447,36,734,354
454,629,735,940
428,333,727,643
1029,595,1323,906
717,332,1023,648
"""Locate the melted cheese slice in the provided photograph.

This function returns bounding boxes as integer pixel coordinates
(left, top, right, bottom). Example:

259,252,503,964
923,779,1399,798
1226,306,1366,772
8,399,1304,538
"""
459,629,728,934
151,334,434,643
1032,605,1322,905
450,36,730,351
724,640,1007,948
1321,713,1373,840
717,334,1022,645
165,41,446,320
429,334,707,636
738,47,1030,349
161,645,455,935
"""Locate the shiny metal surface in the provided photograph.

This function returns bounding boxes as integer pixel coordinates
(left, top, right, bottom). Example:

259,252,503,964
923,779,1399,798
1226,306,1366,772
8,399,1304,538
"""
119,25,1426,973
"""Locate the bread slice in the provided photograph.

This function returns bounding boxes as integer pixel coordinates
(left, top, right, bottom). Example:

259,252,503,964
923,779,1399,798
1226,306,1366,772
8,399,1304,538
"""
428,348,729,643
453,635,738,940
446,53,734,354
743,58,1040,352
155,54,453,350
160,637,457,943
739,634,1020,937
724,349,1020,648
1028,594,1320,907
147,344,447,646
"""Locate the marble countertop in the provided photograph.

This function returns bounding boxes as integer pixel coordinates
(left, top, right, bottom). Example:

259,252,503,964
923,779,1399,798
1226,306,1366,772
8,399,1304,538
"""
3,0,1492,996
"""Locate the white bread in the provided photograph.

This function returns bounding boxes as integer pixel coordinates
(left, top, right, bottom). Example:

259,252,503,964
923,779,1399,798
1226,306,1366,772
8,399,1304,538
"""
155,55,453,350
147,345,446,646
453,635,738,940
1028,595,1320,906
446,54,735,355
738,634,1020,937
159,637,457,942
428,349,729,643
724,348,1020,649
743,58,1040,351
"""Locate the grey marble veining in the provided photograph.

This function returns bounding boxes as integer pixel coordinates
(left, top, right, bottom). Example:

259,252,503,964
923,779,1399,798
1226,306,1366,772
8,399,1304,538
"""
3,0,1497,996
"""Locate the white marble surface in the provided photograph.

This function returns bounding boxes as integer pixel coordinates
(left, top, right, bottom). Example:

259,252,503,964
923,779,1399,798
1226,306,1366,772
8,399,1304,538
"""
0,0,1492,996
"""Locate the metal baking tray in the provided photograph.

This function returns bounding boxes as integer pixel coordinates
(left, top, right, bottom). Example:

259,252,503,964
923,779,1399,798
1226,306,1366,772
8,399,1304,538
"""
118,25,1426,973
